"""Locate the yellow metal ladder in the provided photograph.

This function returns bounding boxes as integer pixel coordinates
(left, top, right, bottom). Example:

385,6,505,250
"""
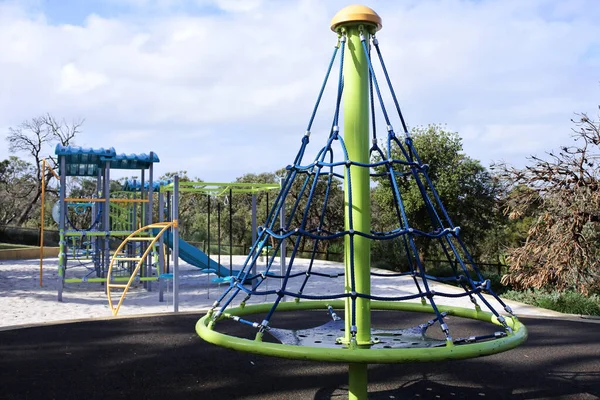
106,222,175,316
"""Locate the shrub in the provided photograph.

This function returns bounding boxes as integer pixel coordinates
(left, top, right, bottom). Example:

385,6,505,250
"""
502,289,600,316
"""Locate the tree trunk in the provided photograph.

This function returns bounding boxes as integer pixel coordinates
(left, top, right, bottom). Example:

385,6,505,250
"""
16,187,41,226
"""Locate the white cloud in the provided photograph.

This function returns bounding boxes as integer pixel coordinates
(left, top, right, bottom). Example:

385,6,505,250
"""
58,63,109,94
108,129,156,145
215,0,263,13
0,0,599,181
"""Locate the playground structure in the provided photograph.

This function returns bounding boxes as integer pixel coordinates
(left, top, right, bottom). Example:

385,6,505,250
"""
40,145,163,301
107,178,280,316
158,180,281,278
196,5,527,400
39,144,281,314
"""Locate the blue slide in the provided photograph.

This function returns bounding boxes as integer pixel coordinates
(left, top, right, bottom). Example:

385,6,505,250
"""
159,230,239,278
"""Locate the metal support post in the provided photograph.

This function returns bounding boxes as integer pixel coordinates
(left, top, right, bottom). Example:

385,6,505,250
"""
279,176,286,302
158,191,166,302
147,154,154,291
57,156,67,301
251,193,257,290
172,175,180,312
331,6,382,400
103,161,111,283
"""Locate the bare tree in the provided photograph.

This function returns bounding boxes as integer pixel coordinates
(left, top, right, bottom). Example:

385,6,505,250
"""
492,107,600,294
6,114,83,226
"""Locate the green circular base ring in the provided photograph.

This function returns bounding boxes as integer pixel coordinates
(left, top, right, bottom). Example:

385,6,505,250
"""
196,300,527,364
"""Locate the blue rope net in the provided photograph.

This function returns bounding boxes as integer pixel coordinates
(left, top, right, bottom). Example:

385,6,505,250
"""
206,32,515,347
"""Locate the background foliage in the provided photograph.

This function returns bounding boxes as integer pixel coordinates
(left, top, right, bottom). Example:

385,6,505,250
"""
4,109,600,297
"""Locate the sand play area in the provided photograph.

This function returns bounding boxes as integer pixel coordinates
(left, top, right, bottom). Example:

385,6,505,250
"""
0,255,568,329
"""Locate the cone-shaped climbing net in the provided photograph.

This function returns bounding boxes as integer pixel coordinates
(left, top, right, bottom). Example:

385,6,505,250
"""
198,30,526,359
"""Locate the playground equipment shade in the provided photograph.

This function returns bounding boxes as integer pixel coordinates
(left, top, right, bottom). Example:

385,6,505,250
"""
54,144,160,176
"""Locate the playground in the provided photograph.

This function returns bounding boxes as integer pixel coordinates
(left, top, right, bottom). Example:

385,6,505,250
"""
1,5,599,400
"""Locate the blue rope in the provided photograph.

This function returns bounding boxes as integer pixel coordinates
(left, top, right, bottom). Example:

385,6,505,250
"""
359,30,392,129
372,35,409,134
298,148,336,294
270,36,348,320
352,53,450,334
305,39,341,133
208,31,515,339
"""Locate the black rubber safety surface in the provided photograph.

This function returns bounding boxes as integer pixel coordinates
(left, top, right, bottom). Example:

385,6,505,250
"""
0,311,598,400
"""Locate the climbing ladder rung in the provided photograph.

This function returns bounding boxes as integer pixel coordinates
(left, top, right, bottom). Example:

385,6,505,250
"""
107,220,176,316
146,223,171,228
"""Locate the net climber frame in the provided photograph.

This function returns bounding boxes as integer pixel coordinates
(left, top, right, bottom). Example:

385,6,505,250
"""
197,5,526,399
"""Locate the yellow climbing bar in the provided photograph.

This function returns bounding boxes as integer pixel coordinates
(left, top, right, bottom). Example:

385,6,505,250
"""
146,222,178,228
106,221,175,316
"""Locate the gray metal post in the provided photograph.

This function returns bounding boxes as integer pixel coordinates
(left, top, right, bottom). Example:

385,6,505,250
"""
147,155,154,291
148,153,154,225
132,179,138,231
279,176,286,301
103,161,110,280
131,181,137,275
158,191,165,302
94,168,102,276
172,175,180,312
141,170,145,224
57,156,67,302
251,193,257,290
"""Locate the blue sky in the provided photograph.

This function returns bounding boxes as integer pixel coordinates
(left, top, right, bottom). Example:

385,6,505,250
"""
35,0,228,24
1,0,599,182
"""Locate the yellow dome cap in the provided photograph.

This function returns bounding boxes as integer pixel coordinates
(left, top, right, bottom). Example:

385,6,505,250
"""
330,5,382,32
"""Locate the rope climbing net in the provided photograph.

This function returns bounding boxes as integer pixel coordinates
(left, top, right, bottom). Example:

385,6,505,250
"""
197,29,526,363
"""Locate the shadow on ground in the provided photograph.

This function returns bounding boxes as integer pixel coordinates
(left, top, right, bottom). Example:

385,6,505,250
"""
0,312,598,399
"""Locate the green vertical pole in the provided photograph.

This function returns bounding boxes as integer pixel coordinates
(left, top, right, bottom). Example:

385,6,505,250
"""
331,5,382,400
344,24,371,400
342,22,372,348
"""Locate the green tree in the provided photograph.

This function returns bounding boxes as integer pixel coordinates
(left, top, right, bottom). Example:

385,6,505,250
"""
371,124,498,269
64,178,124,231
158,171,202,242
230,172,279,249
0,157,37,225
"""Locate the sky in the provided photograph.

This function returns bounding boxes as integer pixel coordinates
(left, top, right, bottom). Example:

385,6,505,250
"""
0,0,599,182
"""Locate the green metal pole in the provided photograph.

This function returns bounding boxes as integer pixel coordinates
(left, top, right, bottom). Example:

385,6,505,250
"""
342,22,372,347
331,5,382,400
343,23,371,400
